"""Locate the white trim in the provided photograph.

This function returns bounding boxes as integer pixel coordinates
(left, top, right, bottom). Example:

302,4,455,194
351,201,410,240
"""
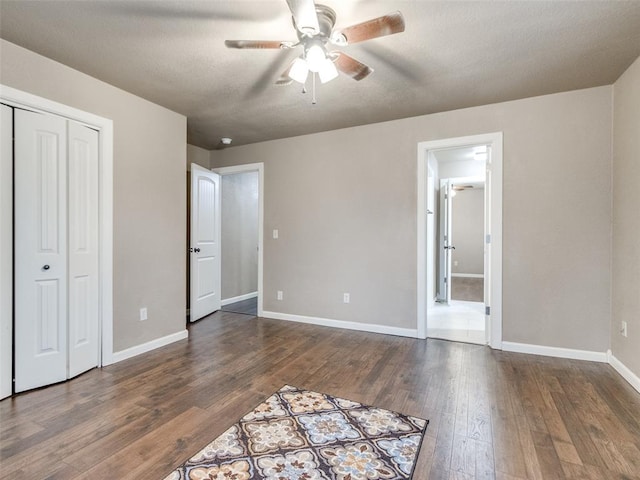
451,273,484,278
502,341,607,363
222,291,258,306
212,163,264,317
0,85,115,368
262,311,418,338
417,132,503,348
0,105,12,400
111,330,188,364
608,350,640,394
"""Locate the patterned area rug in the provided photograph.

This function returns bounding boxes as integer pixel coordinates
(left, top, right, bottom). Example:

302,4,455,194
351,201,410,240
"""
164,385,428,480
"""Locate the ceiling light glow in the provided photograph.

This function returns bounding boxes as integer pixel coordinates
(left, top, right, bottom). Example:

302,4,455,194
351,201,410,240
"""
306,44,326,72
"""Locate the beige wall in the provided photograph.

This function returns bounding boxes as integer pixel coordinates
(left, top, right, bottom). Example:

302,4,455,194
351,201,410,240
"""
452,188,484,275
187,144,210,171
212,86,612,352
0,40,187,351
221,172,259,300
612,56,640,378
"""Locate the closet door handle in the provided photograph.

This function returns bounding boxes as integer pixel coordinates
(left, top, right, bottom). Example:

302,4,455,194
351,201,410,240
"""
42,264,50,270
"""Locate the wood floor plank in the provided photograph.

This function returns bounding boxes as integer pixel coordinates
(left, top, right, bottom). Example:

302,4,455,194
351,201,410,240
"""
0,312,639,479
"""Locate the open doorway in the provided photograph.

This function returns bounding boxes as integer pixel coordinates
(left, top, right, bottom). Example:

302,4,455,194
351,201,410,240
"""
433,169,486,344
417,133,503,348
220,171,259,316
212,163,264,317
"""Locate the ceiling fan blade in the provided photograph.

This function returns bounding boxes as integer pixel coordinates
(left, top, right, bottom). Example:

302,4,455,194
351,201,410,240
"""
225,40,291,49
333,53,373,81
286,0,320,35
334,11,405,45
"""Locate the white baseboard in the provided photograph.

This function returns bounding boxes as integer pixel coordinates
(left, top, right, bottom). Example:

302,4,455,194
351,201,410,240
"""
452,273,484,278
111,329,189,364
221,291,258,306
607,350,640,394
502,341,607,363
262,311,418,338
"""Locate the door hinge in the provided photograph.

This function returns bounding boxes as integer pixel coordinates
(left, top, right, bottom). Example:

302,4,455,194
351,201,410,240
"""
485,306,491,315
486,234,491,244
444,277,447,284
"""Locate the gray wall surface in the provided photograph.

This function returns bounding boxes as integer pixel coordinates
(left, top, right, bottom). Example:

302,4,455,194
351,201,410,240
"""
1,40,187,352
212,85,613,353
612,56,640,378
187,144,211,171
452,188,484,275
222,172,259,300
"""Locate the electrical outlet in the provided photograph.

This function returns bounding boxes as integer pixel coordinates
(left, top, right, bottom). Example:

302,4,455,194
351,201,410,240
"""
621,321,628,337
273,229,279,239
277,290,283,301
140,307,148,321
343,293,350,304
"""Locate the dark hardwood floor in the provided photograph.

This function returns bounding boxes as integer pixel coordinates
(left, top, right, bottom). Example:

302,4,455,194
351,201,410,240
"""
1,311,639,479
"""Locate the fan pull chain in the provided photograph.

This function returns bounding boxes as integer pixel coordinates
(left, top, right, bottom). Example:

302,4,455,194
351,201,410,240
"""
312,73,317,105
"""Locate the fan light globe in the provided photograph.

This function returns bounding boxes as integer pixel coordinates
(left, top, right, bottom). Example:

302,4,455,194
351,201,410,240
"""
318,58,338,83
306,44,326,73
288,57,309,84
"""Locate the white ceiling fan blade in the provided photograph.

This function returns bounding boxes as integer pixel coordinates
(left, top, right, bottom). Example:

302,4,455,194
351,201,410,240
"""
286,0,320,35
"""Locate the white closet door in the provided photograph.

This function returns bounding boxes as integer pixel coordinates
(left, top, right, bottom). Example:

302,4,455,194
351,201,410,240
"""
15,109,68,392
67,121,99,378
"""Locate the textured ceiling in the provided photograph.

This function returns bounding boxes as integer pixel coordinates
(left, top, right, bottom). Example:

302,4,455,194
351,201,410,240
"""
1,1,640,149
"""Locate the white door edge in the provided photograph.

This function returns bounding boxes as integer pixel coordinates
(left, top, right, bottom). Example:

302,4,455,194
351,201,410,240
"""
416,133,503,348
212,163,265,318
1,84,115,367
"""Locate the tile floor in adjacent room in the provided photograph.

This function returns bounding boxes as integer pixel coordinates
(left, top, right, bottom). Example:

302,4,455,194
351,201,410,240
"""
428,300,486,345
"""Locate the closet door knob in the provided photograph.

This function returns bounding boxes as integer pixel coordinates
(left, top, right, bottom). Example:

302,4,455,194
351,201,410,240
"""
42,265,50,270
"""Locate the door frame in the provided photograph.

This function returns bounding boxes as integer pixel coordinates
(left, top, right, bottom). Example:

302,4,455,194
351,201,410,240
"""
0,85,114,381
417,132,503,348
212,163,264,317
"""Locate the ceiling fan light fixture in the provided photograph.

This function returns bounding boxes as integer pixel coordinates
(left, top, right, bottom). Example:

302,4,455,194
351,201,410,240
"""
288,57,309,84
306,44,326,73
318,57,338,83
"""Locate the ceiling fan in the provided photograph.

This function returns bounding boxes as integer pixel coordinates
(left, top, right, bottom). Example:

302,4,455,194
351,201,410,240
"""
225,0,405,88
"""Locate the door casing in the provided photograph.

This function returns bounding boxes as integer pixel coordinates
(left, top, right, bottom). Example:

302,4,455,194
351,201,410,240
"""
212,163,264,318
417,133,503,348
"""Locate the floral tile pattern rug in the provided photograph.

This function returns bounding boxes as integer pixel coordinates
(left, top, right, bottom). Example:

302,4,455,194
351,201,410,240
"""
164,385,428,480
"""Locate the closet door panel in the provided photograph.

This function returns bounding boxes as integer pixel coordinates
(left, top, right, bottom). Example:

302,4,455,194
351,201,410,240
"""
14,109,68,392
68,121,99,377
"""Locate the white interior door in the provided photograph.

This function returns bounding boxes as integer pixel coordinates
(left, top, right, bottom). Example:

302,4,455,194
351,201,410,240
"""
0,105,13,400
67,121,100,378
190,164,221,322
15,109,68,392
438,179,454,303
